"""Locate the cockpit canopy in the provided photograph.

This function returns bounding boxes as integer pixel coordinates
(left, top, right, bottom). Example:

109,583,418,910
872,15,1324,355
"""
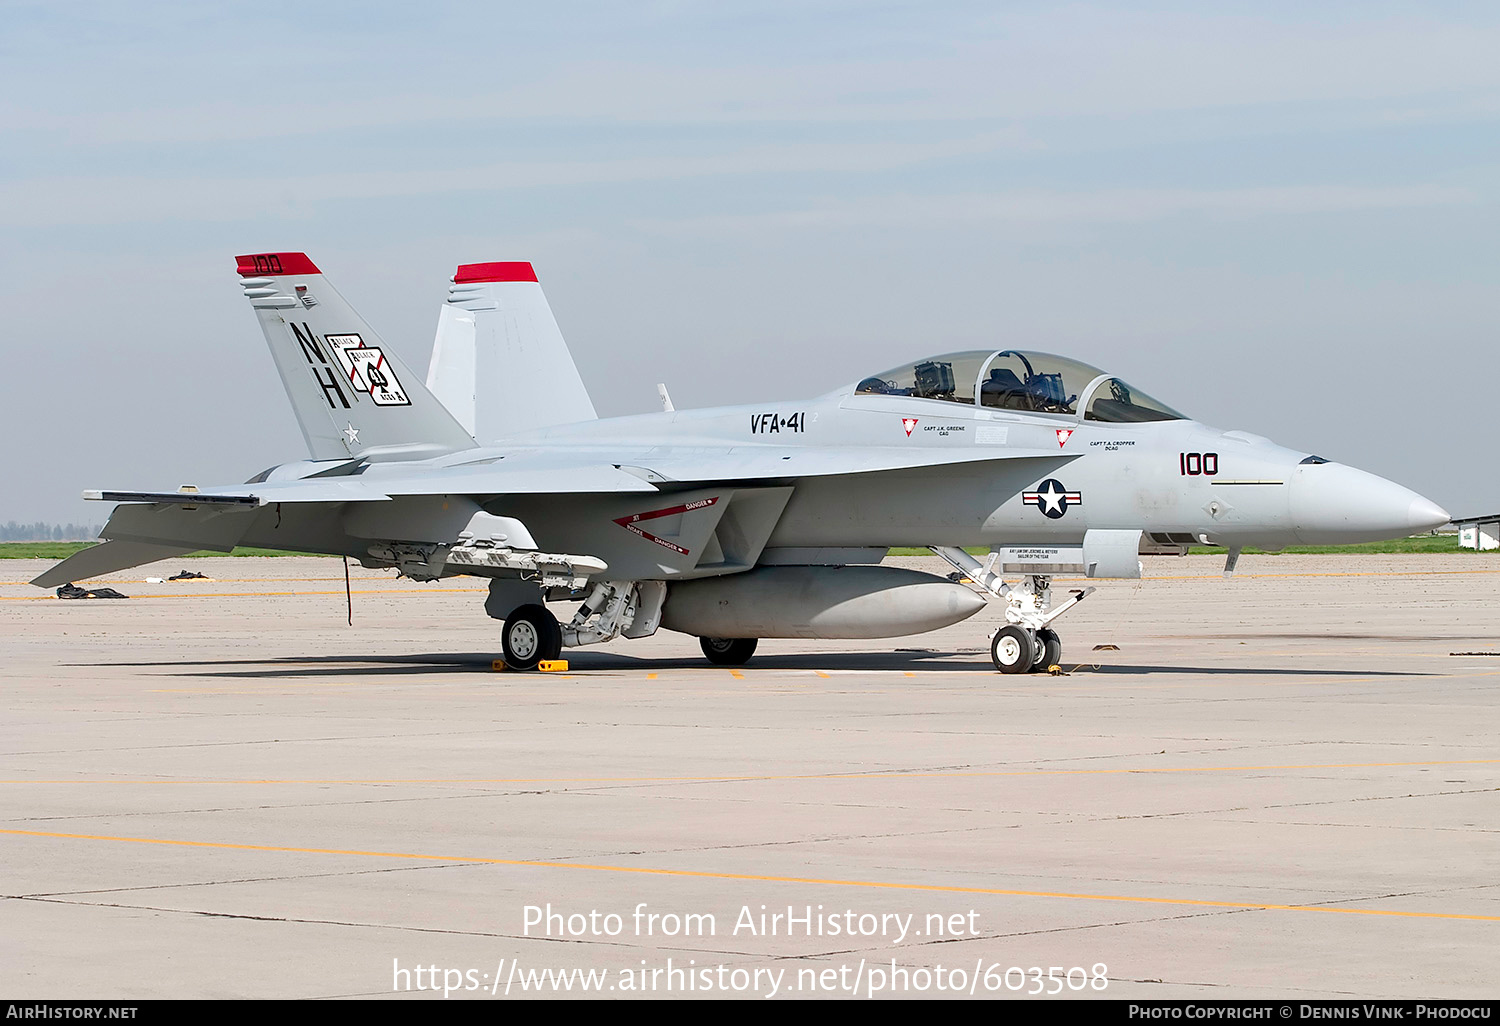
854,350,1185,423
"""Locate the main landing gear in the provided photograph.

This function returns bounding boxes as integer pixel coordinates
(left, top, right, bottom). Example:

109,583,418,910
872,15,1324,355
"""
502,604,563,671
503,594,761,669
930,547,1093,675
497,580,671,671
700,637,758,665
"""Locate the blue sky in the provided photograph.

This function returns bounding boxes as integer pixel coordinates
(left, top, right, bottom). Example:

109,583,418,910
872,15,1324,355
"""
3,1,1497,522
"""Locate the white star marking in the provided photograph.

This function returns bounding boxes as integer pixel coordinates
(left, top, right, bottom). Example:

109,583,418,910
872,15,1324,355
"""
1036,480,1067,515
344,423,360,445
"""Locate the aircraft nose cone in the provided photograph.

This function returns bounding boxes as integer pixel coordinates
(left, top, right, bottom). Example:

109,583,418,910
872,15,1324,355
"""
1406,496,1451,533
1291,463,1450,544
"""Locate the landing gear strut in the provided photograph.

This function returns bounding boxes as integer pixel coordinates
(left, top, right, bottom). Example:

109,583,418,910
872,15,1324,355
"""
930,547,1093,675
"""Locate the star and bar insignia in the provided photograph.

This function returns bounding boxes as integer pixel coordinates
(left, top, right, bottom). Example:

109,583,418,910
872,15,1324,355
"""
1022,479,1082,519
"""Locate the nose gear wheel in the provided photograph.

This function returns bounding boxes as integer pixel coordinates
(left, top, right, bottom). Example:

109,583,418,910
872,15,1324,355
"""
991,625,1036,674
1033,627,1062,671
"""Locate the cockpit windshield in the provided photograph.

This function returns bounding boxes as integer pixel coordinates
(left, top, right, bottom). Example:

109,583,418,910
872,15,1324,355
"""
1083,377,1185,423
853,349,1187,421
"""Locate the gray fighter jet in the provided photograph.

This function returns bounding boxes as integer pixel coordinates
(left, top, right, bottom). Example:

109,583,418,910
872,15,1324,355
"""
34,253,1451,673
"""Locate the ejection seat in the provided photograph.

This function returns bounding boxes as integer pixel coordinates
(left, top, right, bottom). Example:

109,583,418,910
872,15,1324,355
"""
980,368,1029,411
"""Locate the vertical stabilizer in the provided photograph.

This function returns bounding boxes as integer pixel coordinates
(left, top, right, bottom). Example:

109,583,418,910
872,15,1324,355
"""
426,261,598,442
236,252,478,461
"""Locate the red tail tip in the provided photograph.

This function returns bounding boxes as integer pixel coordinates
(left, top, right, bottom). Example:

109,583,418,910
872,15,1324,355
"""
235,252,321,277
454,261,538,284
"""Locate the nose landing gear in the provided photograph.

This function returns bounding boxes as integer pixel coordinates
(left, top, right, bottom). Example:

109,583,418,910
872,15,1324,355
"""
931,547,1092,674
987,592,1078,673
990,624,1064,674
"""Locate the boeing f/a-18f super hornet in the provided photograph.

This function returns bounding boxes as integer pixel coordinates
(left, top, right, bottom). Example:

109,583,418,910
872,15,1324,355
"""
35,253,1451,673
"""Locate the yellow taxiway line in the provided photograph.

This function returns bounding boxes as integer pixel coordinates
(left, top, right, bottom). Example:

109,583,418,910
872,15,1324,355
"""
2,826,1495,923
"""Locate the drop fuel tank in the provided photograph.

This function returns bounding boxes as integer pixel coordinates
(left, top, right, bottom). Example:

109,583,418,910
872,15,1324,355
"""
660,565,986,640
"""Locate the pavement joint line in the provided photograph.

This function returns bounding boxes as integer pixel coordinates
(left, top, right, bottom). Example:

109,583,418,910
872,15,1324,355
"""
2,827,1496,923
6,894,735,952
3,894,806,960
3,757,1497,785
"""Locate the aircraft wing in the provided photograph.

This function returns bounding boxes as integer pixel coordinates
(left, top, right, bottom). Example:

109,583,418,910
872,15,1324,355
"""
81,479,385,506
37,445,1069,588
32,461,658,588
80,444,1067,509
79,462,660,509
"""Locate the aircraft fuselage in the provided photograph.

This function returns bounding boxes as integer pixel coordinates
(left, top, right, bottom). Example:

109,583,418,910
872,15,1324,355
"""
470,389,1441,555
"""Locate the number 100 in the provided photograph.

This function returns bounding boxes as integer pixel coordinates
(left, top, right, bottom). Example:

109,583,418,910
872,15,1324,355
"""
1180,452,1218,476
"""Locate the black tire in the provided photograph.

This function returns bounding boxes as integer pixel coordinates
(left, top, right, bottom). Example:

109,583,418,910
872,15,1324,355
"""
700,636,758,665
502,604,563,671
1032,628,1062,672
991,625,1036,674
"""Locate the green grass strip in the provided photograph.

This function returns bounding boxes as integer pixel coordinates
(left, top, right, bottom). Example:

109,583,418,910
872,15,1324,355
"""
0,542,326,559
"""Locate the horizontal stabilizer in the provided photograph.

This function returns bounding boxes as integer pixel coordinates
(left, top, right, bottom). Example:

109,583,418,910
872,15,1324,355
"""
30,541,196,588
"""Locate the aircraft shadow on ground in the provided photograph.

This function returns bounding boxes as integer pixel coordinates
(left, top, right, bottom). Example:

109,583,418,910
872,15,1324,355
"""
70,651,1428,679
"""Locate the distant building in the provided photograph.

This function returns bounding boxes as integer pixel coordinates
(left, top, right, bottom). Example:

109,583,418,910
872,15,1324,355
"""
1452,514,1500,550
